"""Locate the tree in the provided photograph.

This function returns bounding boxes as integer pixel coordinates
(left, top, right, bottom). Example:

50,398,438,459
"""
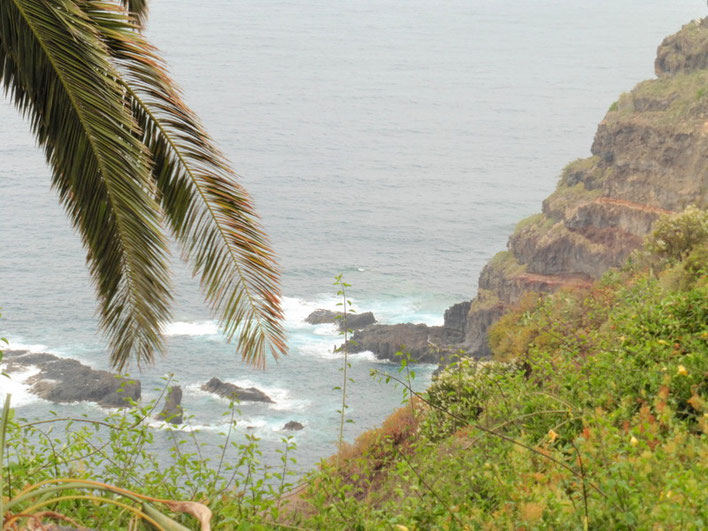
0,0,286,370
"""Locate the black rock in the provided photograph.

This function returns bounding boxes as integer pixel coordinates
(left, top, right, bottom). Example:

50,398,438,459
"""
346,323,464,364
443,301,471,334
304,309,376,331
6,351,140,408
157,386,183,425
201,377,274,403
282,420,304,431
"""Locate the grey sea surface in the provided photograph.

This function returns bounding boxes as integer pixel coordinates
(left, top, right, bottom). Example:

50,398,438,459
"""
0,1,704,473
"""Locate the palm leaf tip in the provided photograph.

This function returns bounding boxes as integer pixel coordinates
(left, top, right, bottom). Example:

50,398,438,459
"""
2,0,287,370
90,2,288,368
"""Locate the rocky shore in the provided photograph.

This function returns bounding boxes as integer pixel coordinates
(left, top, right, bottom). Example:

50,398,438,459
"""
2,349,140,407
1,351,278,426
326,18,708,369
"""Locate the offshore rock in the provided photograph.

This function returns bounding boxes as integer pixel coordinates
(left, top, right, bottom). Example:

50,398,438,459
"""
3,350,140,407
283,420,304,431
201,377,273,403
157,385,183,425
305,309,376,331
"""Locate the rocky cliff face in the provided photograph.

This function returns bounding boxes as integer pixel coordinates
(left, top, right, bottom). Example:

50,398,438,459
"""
456,17,708,359
348,18,708,365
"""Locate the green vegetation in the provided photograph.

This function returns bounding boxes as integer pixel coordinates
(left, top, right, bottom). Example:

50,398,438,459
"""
484,251,526,279
543,182,602,221
0,0,284,370
0,385,299,529
280,207,708,529
611,70,708,126
2,215,705,530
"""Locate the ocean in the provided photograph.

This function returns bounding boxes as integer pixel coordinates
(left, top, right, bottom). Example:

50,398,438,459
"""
0,0,704,474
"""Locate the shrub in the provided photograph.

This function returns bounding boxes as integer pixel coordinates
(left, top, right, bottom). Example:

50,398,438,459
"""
645,205,708,263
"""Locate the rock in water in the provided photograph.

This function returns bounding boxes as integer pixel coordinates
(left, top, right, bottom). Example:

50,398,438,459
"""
157,386,183,425
282,420,304,431
346,323,463,364
201,377,274,403
341,312,377,331
4,351,140,407
304,309,338,325
304,309,376,331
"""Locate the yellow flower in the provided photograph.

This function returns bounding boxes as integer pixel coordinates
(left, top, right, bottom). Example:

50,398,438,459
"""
677,365,688,376
630,436,639,447
548,429,559,442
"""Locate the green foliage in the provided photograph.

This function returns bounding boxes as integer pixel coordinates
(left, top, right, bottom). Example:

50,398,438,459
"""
645,205,708,264
1,383,299,529
286,237,708,529
333,274,356,450
0,0,285,370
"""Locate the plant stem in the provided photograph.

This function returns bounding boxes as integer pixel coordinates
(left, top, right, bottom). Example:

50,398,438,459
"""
0,394,10,521
336,276,349,450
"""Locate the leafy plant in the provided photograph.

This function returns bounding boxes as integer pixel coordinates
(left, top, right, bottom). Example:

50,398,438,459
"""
0,0,285,370
285,238,708,529
333,274,356,450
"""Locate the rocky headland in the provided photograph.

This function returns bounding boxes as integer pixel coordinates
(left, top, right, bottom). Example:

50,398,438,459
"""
341,18,708,367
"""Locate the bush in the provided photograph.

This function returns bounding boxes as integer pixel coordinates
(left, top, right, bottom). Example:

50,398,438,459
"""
645,205,708,263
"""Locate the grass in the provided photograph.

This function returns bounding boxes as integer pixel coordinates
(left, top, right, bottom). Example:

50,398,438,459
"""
609,70,708,127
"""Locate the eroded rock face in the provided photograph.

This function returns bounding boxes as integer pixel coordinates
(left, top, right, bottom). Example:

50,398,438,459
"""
655,18,708,76
305,309,376,331
3,350,140,407
201,377,273,403
446,17,708,364
443,301,471,334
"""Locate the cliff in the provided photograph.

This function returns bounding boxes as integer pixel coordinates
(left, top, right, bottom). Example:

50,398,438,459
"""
349,17,708,364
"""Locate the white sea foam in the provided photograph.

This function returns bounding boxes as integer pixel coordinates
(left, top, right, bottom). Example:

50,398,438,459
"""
147,419,232,433
312,324,338,337
229,379,305,410
0,364,44,407
282,295,339,328
148,416,290,436
351,350,380,363
163,321,219,337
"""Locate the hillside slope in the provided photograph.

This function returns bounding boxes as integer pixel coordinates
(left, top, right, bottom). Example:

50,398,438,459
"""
289,210,708,529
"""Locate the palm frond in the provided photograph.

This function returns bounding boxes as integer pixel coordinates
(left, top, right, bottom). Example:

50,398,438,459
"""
118,0,148,27
84,2,287,368
0,0,172,370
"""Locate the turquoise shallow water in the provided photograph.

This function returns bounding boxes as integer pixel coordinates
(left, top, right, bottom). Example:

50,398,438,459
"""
0,1,704,473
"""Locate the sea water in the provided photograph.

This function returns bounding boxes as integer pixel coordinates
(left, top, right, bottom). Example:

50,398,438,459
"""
0,0,704,474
